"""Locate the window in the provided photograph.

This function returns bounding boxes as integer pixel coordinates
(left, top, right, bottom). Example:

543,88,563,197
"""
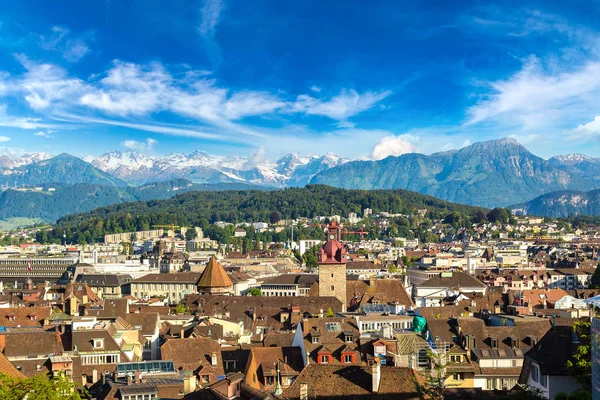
331,274,334,278
312,337,319,344
540,374,547,387
93,339,104,349
265,376,275,386
344,354,353,363
201,375,210,384
345,335,353,343
452,373,464,381
224,360,237,372
320,355,329,364
450,355,461,363
8,314,14,322
331,285,334,291
531,364,539,383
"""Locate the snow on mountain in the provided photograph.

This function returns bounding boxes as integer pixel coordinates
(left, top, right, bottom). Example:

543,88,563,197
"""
0,152,52,169
83,150,349,186
549,153,597,165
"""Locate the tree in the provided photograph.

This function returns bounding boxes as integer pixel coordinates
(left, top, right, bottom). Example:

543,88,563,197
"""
487,208,510,224
0,372,85,400
388,265,398,274
174,304,188,314
325,307,334,317
591,263,600,288
414,350,450,400
566,320,593,388
248,287,263,296
270,211,281,225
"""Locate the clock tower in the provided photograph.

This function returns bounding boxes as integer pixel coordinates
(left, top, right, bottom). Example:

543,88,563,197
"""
318,221,347,311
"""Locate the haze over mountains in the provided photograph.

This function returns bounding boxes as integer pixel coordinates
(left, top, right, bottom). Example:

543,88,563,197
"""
4,138,600,223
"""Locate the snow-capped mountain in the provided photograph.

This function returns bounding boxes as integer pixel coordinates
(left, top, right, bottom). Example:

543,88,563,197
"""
82,150,349,187
548,153,597,165
0,152,52,169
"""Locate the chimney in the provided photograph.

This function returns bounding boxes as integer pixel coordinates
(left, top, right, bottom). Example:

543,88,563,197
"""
134,370,141,384
372,359,381,393
211,352,218,367
82,294,88,304
101,373,106,385
113,370,118,382
369,277,376,286
306,351,310,365
92,369,98,383
319,309,323,318
252,307,256,321
127,375,132,386
300,383,309,400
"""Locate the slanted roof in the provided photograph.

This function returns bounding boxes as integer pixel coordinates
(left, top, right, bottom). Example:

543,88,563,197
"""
418,272,487,289
197,257,233,289
282,365,422,399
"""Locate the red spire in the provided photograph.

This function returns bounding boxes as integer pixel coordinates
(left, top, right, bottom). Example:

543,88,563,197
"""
319,221,347,264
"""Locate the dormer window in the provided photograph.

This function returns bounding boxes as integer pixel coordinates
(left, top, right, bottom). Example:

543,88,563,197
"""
345,334,354,343
312,336,320,344
29,314,36,321
491,337,498,348
7,313,15,322
93,338,104,349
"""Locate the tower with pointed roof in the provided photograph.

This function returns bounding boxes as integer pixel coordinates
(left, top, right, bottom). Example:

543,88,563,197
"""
197,256,233,295
318,221,347,312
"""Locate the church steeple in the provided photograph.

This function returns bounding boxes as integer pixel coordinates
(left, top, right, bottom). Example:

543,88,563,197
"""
318,221,347,311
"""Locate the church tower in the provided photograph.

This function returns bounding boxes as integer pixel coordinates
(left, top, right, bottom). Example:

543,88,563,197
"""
318,221,347,312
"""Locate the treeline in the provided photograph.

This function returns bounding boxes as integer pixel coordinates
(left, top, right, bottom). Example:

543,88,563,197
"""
36,185,486,244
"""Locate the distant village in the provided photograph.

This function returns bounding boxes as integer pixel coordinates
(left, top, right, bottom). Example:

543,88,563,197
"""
0,207,598,399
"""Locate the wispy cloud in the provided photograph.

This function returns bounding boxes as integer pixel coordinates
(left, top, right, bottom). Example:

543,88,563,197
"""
198,0,224,65
292,89,392,121
199,0,223,37
121,138,157,152
39,26,91,62
34,130,55,138
466,56,600,130
0,136,10,142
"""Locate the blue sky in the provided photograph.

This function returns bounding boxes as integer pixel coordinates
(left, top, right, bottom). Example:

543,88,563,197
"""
1,0,600,160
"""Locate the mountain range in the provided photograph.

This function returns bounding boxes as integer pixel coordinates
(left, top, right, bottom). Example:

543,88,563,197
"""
81,151,348,187
311,138,600,208
4,138,600,223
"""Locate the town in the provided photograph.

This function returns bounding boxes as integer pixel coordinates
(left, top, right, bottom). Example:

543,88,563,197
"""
0,207,597,400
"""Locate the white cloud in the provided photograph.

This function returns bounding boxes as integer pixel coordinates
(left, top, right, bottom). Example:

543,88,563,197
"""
121,138,157,152
293,89,392,120
39,26,91,62
34,130,55,138
466,56,600,129
222,91,286,120
80,61,170,116
15,54,87,110
63,39,90,62
0,136,10,142
571,116,600,140
310,85,321,93
199,0,223,37
3,56,392,147
371,134,419,160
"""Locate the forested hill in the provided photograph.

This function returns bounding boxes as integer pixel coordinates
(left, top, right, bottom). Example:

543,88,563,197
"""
0,180,269,223
40,185,485,244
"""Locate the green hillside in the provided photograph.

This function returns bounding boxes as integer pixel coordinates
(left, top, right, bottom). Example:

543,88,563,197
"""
39,184,486,244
